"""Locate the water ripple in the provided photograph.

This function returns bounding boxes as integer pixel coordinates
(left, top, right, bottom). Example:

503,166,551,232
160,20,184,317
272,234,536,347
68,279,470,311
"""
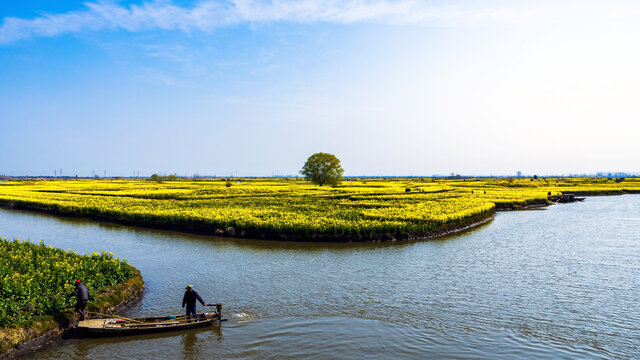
1,195,637,359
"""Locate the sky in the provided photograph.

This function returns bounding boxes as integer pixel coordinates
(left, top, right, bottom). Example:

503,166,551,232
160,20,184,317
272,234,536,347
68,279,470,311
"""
0,0,639,177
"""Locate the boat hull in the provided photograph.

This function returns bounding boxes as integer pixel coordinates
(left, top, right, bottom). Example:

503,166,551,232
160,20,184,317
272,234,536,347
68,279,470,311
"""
78,313,222,337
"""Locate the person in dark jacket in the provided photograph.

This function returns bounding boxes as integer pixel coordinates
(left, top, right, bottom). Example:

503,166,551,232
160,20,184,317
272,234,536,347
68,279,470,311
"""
182,285,206,320
68,279,90,320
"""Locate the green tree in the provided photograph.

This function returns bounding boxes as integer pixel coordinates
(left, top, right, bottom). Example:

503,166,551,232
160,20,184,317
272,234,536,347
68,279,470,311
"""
300,152,344,186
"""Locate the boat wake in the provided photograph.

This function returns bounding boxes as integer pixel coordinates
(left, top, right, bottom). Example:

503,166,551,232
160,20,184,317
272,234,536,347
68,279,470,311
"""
232,313,252,321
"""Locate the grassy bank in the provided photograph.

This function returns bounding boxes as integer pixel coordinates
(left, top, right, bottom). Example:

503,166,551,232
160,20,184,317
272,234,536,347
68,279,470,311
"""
0,178,638,241
0,239,144,357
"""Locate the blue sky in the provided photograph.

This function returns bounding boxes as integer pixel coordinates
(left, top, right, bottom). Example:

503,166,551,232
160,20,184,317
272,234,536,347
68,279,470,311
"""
1,1,639,177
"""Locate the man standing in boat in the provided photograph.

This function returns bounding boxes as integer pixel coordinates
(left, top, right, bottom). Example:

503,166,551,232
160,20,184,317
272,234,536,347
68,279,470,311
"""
68,279,90,320
182,285,206,320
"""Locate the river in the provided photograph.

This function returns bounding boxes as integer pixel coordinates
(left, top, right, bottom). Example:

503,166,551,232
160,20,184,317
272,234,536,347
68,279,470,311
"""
1,195,638,359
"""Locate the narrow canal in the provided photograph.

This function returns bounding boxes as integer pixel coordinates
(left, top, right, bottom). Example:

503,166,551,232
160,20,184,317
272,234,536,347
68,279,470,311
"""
2,195,638,359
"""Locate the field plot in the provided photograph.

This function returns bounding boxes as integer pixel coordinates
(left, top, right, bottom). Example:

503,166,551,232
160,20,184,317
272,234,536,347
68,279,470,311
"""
0,238,142,355
0,178,638,241
0,239,136,327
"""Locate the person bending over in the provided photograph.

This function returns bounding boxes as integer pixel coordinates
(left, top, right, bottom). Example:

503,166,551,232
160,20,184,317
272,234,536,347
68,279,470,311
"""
68,279,89,320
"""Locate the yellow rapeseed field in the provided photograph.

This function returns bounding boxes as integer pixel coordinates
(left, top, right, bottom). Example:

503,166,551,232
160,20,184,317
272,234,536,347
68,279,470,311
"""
0,239,136,327
0,177,638,239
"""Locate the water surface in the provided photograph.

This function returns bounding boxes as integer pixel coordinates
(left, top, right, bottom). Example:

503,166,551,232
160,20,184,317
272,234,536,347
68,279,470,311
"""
1,195,638,359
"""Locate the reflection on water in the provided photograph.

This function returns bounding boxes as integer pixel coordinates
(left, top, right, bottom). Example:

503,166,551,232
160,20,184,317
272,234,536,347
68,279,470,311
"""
0,195,638,359
180,325,223,360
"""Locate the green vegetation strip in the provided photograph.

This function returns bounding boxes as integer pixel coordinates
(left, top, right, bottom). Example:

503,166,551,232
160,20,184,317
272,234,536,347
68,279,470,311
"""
0,239,144,357
0,178,638,241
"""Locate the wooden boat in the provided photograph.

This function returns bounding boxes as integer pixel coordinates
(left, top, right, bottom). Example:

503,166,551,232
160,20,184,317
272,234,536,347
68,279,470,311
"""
77,311,225,337
550,194,586,203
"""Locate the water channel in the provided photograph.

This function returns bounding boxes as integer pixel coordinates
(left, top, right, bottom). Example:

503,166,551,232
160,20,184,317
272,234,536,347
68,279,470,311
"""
1,195,638,359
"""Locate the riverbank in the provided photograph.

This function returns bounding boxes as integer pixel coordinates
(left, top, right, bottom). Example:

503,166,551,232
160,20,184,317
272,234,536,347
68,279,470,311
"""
0,194,627,242
494,199,553,211
0,178,638,243
0,271,144,359
0,199,495,242
0,195,610,242
0,194,628,243
0,238,145,359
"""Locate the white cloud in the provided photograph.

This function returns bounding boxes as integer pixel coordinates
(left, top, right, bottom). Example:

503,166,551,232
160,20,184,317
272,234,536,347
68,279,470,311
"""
2,0,639,44
0,0,530,44
3,0,640,44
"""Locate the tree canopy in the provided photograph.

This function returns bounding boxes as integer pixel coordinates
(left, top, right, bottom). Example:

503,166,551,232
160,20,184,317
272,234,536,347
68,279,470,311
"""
300,152,344,186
